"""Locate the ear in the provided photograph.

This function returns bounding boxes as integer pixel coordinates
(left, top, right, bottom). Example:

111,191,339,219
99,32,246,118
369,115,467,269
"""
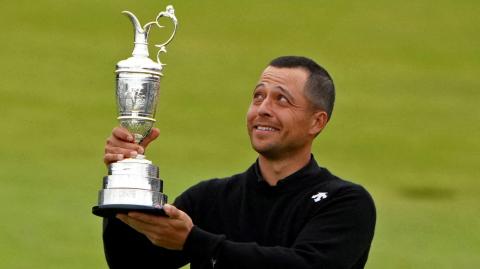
308,111,328,136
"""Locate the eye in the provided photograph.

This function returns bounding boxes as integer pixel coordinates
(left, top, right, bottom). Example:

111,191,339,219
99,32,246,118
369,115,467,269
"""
278,95,290,104
253,92,265,103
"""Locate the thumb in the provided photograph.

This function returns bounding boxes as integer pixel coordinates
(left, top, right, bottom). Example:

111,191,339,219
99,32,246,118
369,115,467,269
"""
163,204,181,219
140,128,160,149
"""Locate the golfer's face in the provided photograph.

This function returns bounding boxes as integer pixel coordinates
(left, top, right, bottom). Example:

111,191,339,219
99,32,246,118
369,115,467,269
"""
246,66,316,158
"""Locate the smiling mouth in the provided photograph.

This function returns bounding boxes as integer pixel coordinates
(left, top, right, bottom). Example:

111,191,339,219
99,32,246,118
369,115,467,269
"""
254,125,279,132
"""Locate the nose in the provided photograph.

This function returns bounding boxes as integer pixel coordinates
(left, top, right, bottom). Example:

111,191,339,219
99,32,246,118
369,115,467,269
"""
257,97,273,117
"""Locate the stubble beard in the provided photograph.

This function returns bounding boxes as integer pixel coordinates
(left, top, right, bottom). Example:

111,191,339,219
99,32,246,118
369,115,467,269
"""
250,131,311,161
250,137,293,160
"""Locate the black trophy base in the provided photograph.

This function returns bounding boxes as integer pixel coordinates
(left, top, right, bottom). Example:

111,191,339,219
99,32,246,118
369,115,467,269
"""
92,204,167,218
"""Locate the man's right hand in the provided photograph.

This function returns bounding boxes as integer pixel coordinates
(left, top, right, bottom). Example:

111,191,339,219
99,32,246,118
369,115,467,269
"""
103,127,160,165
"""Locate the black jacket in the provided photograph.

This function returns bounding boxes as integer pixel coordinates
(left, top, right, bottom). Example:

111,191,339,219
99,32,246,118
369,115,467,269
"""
103,157,376,268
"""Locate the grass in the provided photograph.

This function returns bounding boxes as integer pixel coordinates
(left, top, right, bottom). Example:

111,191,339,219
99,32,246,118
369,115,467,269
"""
0,0,479,268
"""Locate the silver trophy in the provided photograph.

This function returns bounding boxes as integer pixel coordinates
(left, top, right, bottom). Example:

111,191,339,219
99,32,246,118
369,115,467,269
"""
92,5,178,217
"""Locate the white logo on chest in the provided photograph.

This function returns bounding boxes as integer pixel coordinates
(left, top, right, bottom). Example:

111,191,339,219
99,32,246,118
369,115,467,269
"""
311,192,328,202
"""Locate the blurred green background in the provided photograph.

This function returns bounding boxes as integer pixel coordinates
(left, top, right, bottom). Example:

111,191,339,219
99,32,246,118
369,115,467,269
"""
1,0,479,268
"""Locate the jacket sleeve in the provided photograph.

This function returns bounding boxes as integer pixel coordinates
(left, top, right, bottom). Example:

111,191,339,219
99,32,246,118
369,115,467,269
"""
182,185,376,269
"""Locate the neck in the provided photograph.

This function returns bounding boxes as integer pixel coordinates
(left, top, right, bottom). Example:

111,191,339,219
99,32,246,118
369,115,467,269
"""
258,150,312,186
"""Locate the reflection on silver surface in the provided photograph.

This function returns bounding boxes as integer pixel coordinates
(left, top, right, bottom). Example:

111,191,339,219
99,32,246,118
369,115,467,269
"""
108,155,159,178
116,74,160,117
99,188,167,207
103,175,163,191
98,156,166,207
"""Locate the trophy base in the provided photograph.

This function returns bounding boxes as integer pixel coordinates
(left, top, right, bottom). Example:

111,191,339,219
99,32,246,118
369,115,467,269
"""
93,155,168,218
92,204,167,217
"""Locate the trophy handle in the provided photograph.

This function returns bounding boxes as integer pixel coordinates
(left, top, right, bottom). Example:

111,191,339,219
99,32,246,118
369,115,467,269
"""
122,6,178,65
152,5,178,65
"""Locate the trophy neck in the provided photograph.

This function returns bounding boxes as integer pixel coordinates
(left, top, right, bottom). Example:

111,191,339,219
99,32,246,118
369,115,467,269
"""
132,41,149,58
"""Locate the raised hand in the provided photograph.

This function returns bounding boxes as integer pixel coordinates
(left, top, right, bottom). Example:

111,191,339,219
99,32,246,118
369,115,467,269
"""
104,126,160,165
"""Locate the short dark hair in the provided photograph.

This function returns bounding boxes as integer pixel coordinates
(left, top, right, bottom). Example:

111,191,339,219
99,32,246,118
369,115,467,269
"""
269,56,335,120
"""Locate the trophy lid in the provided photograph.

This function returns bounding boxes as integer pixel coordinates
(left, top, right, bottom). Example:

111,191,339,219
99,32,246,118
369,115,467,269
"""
115,7,178,77
116,55,163,76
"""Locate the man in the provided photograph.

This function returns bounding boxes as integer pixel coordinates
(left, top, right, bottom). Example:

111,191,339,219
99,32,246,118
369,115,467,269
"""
102,56,376,269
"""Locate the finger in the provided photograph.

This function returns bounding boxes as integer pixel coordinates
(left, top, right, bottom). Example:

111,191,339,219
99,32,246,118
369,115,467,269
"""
140,128,160,149
105,146,141,158
117,214,165,236
117,215,151,235
112,126,135,142
106,138,144,154
117,213,149,228
104,153,124,165
127,212,168,225
116,213,128,221
163,204,181,219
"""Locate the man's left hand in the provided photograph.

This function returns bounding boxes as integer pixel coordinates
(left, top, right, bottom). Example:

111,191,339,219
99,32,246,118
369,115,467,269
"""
116,204,193,250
